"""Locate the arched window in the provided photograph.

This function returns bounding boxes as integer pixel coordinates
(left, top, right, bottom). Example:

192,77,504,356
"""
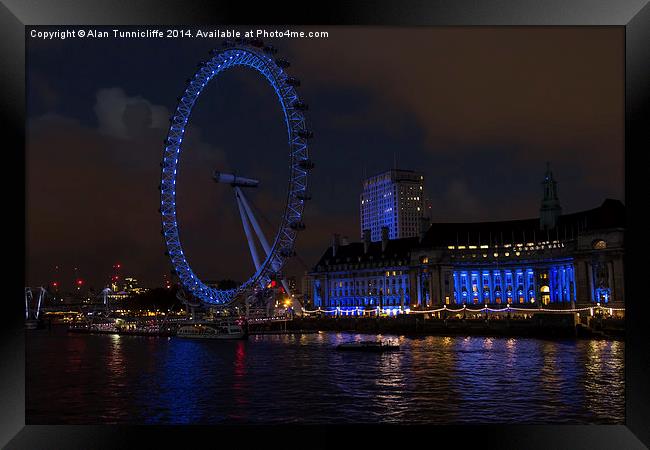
592,239,607,250
540,285,550,305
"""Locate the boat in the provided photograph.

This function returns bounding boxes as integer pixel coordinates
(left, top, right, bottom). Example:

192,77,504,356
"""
336,341,400,352
176,321,247,340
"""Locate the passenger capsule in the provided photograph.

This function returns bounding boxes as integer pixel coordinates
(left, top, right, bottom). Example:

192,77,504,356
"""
297,130,313,139
285,77,300,87
290,221,306,231
263,45,278,55
298,158,315,170
275,59,290,69
292,101,308,111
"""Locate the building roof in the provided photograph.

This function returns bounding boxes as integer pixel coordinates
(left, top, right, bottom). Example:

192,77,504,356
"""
314,237,419,270
419,199,624,247
363,168,424,186
312,199,624,270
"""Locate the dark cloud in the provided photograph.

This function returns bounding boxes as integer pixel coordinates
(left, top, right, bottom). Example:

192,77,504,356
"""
94,87,169,138
26,90,230,289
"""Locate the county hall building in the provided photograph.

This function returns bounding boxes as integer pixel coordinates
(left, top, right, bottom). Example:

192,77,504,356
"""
309,165,625,315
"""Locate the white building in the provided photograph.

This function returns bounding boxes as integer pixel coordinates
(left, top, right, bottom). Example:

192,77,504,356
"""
360,169,429,242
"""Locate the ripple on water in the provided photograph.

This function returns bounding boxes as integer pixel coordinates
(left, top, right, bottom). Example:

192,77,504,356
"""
26,330,624,424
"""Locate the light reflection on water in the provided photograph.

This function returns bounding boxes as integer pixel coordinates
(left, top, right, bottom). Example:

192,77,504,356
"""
26,329,624,424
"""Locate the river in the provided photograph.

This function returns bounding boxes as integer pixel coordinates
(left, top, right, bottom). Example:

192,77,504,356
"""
26,327,624,424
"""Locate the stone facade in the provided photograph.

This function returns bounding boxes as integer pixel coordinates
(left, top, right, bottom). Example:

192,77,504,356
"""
309,199,624,314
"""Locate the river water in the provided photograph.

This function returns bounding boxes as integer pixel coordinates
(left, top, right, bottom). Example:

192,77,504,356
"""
26,327,624,424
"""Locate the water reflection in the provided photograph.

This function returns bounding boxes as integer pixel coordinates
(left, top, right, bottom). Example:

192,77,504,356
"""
583,340,625,421
26,330,625,424
230,340,249,420
107,334,125,378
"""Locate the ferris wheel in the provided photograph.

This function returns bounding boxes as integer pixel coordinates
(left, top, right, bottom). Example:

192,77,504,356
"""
160,38,313,305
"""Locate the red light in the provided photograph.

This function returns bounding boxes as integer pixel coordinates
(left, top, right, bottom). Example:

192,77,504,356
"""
270,280,277,288
76,279,84,285
52,282,59,287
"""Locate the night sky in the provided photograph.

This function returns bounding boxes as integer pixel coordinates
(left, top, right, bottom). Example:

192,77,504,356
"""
26,26,624,290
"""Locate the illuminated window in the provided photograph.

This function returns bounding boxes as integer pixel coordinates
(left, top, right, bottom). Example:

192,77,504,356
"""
541,285,550,305
592,240,607,249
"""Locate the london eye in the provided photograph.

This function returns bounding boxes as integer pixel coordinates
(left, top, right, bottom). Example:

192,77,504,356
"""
159,39,313,305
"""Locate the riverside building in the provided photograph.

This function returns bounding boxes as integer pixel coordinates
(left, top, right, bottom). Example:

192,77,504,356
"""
310,165,625,315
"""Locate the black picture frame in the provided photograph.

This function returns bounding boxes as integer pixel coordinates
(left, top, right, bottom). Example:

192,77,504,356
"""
2,1,648,448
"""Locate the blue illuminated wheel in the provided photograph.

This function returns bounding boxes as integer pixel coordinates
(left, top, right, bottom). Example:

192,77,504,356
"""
160,41,312,305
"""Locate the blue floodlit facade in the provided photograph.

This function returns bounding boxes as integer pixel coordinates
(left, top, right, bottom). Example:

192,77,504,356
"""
450,265,576,306
309,167,625,314
309,232,417,316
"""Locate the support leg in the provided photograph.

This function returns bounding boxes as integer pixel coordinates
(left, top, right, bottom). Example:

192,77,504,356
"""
236,187,271,255
237,187,293,296
236,190,261,271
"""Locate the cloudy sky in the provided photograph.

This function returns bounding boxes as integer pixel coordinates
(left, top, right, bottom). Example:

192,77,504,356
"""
26,26,623,290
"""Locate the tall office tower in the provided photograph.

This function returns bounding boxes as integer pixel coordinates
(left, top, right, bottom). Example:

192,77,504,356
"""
360,169,429,242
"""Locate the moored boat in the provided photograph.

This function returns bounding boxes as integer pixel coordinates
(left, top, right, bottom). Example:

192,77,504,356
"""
336,341,400,352
176,321,247,340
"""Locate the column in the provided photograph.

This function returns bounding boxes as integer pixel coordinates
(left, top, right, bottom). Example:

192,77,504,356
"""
607,261,614,303
323,275,329,307
524,269,529,304
571,265,578,305
408,272,417,308
573,260,589,306
550,267,556,304
612,257,625,305
564,265,575,302
532,270,537,305
429,266,440,306
428,267,435,306
547,268,553,304
587,262,595,303
488,271,495,304
438,268,446,306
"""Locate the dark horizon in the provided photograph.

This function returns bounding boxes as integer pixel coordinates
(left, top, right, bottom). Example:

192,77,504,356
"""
26,26,624,289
